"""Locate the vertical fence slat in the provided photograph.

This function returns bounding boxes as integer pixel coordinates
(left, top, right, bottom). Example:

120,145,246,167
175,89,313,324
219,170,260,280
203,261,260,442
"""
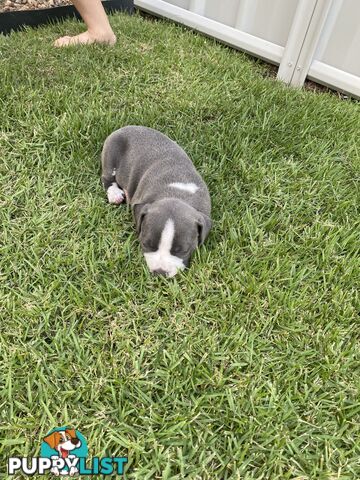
313,0,344,61
235,0,256,31
189,0,206,16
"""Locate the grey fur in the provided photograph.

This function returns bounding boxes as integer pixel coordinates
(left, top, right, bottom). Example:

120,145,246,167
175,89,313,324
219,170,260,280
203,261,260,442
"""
101,126,212,275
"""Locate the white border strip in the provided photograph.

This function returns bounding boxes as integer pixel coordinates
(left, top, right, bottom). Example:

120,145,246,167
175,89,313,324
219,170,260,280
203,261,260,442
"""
134,0,284,63
308,60,360,98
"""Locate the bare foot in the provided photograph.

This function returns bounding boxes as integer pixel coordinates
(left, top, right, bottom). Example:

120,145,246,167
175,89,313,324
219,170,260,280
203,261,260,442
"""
54,30,116,47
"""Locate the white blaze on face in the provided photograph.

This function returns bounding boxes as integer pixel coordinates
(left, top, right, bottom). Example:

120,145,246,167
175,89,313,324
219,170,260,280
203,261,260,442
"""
144,219,185,277
169,182,199,194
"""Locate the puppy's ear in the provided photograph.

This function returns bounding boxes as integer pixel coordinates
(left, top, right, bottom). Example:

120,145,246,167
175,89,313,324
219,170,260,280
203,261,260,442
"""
133,204,149,234
43,431,60,450
65,429,77,439
197,213,212,245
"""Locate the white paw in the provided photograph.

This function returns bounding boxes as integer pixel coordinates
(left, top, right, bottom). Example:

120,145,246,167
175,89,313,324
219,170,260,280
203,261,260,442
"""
51,467,60,476
107,183,125,205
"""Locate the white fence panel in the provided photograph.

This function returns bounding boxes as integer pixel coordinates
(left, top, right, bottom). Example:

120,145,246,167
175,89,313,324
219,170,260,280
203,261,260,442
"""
314,0,360,76
134,0,360,98
308,0,360,97
164,0,299,46
166,0,190,9
234,0,299,47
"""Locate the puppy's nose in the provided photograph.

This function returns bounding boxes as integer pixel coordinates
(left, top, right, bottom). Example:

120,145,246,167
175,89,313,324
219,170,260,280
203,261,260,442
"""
153,268,167,276
71,438,79,445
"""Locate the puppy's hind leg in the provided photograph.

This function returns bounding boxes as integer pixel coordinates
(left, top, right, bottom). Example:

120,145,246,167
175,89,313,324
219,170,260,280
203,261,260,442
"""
101,129,129,205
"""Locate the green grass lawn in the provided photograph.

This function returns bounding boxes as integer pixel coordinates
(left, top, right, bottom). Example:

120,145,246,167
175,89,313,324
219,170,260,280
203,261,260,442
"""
1,11,359,480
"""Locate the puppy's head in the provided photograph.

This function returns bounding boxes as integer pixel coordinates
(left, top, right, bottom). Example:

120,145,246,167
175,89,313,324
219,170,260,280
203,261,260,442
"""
43,429,81,457
134,198,211,277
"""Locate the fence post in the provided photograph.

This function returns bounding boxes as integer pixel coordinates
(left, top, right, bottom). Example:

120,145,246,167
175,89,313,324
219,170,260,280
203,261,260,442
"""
277,0,333,87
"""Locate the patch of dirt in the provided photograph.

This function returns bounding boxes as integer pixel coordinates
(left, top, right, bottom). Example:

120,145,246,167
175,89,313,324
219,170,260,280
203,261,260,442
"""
261,60,353,100
0,0,72,13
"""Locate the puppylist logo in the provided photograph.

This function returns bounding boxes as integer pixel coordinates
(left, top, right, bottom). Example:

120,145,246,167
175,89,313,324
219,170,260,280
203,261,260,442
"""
8,426,128,476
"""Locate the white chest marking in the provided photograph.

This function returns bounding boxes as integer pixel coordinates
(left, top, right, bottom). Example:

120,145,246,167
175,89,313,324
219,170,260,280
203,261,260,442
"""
169,182,199,194
144,219,185,277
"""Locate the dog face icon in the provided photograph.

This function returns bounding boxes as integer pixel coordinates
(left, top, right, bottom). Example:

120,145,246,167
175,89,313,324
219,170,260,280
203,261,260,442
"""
43,429,81,459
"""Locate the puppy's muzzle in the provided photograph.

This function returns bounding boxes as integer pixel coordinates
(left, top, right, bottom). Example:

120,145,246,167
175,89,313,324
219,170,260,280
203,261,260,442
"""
71,438,80,446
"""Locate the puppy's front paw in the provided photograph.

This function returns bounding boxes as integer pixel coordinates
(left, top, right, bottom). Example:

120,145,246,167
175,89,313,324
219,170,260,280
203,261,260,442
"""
107,183,125,205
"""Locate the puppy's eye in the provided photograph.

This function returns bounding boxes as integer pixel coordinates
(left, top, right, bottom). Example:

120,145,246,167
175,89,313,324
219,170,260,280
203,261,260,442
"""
143,241,157,251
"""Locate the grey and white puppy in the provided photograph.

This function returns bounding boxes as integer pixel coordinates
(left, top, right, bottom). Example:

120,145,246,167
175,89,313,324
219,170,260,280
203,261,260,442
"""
101,126,212,277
